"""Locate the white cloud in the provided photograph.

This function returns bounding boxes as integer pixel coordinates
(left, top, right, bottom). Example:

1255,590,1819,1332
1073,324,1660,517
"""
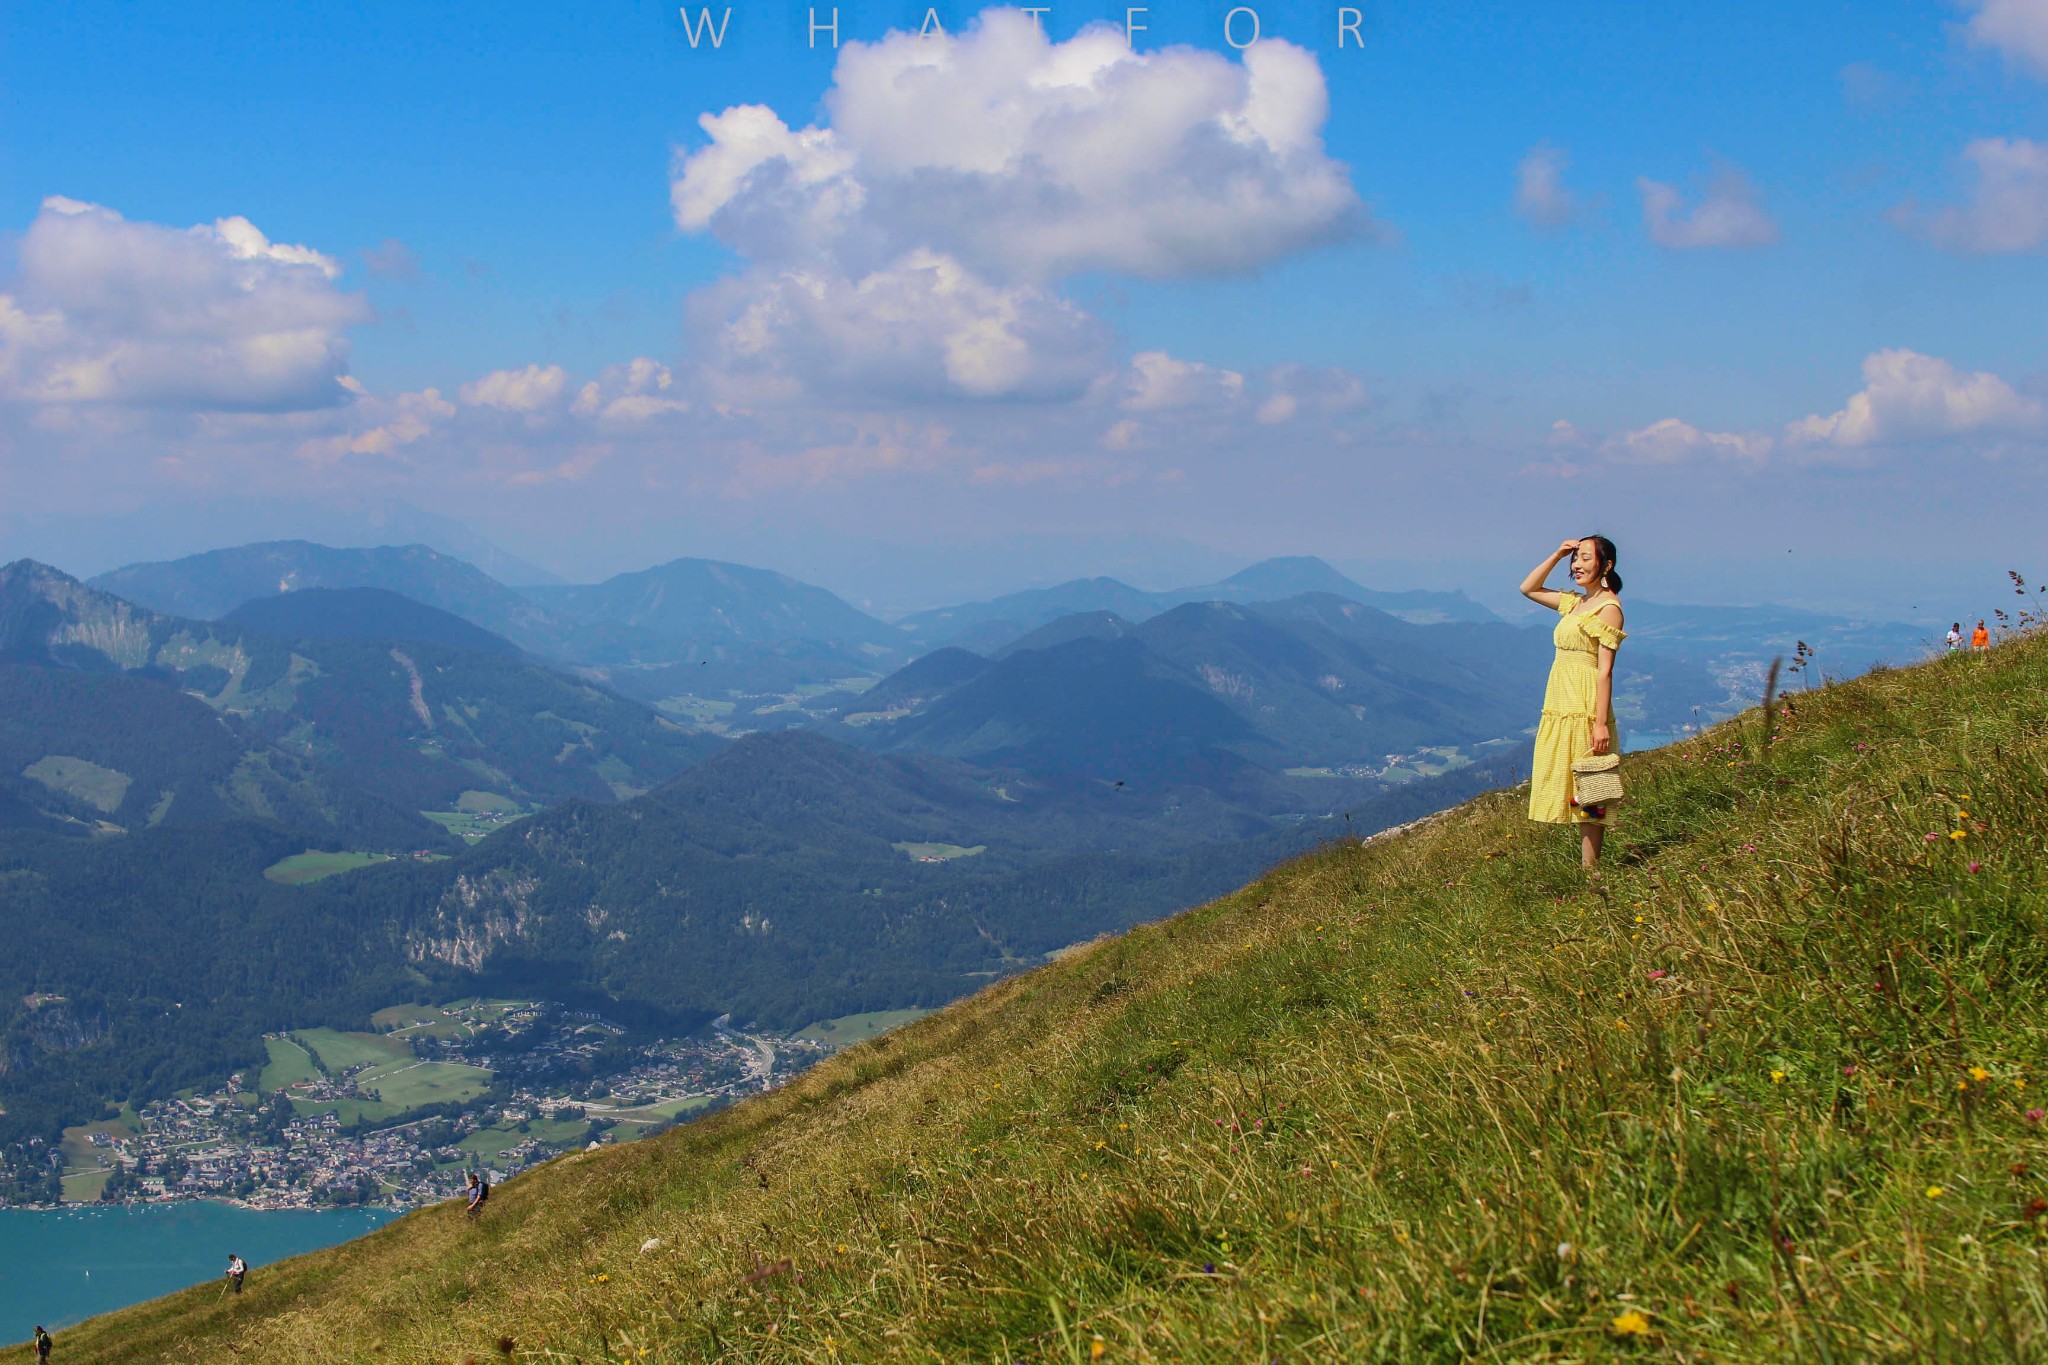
460,363,568,411
697,251,1113,403
298,387,456,464
1636,168,1779,250
1514,143,1577,228
1962,0,2048,78
1894,137,2048,253
573,357,690,423
1786,348,2044,448
1255,393,1298,424
1121,350,1244,412
1605,417,1773,463
668,9,1361,411
0,197,367,411
673,12,1365,284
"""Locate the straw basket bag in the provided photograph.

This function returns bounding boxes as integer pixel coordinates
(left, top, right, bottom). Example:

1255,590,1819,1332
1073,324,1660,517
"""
1570,752,1624,807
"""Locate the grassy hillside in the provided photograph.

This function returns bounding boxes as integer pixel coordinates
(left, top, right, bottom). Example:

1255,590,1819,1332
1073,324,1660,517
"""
32,633,2048,1362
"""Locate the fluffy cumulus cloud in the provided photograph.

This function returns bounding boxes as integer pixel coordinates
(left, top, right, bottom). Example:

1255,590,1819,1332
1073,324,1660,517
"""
1514,143,1578,228
1962,0,2048,78
675,13,1362,282
0,197,367,411
460,363,569,412
1604,417,1773,464
1636,167,1779,250
695,250,1114,404
1894,137,2048,253
1786,348,2044,449
670,10,1364,404
1576,350,2044,469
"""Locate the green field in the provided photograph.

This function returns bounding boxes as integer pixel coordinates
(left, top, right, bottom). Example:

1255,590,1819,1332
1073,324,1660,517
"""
357,1060,491,1109
258,1036,321,1090
368,1003,444,1032
23,754,132,814
890,841,985,861
293,1027,408,1074
262,850,395,884
653,694,737,729
422,796,534,842
792,1008,935,1047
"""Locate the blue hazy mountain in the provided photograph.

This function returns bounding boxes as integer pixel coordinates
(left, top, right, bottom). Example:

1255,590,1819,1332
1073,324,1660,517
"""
895,556,1499,653
92,541,558,652
222,587,522,656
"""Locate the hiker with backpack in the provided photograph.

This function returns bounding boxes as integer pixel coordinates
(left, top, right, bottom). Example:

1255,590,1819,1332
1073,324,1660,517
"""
225,1253,247,1294
465,1170,489,1221
33,1325,52,1362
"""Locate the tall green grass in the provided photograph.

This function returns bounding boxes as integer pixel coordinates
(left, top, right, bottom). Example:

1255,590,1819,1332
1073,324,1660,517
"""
25,636,2048,1363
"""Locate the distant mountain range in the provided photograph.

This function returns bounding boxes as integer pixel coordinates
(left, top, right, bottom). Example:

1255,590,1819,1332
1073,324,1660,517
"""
0,560,717,840
897,556,1500,654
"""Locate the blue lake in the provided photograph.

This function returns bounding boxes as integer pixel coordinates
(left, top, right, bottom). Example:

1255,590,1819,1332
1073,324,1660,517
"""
0,1203,395,1337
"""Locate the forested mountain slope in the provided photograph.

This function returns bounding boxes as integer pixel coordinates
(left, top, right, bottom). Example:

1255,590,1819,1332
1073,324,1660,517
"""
0,561,718,824
48,619,2047,1362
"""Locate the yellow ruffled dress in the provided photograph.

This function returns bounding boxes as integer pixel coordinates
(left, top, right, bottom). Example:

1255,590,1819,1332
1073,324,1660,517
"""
1529,591,1626,824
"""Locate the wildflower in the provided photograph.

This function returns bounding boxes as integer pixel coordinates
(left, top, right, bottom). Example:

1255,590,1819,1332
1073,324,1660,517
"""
1646,970,1668,980
1609,1309,1652,1337
1950,830,1968,842
1842,1065,1858,1078
836,1244,848,1254
1615,1019,1629,1031
1634,915,1644,924
1924,833,1940,843
1959,793,1972,801
1970,1067,1992,1083
2016,1079,2027,1091
1771,1070,1786,1084
1969,861,1982,873
1926,1186,1945,1199
2028,1109,2045,1124
1091,1339,1106,1360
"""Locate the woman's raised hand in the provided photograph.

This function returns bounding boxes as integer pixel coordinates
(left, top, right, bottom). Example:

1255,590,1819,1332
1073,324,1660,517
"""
1556,538,1581,559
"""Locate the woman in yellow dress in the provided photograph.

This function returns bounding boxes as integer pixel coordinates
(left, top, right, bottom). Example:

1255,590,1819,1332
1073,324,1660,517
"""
1520,536,1626,868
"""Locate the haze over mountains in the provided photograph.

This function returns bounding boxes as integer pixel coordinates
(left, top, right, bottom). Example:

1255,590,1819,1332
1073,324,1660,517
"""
0,535,1938,1164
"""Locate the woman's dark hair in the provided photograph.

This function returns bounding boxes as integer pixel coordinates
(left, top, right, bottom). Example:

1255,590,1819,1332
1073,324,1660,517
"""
1585,535,1623,593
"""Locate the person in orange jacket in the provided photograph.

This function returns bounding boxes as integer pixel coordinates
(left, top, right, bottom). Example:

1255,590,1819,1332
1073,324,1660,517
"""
1972,620,1991,652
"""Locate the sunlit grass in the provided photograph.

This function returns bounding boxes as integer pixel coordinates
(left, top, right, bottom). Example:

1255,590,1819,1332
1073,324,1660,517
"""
32,637,2048,1363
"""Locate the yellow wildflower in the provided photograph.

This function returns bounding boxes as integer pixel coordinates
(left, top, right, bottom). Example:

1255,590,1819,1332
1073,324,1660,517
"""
1609,1309,1652,1337
1970,1067,1992,1083
1771,1070,1786,1083
1950,830,1968,841
1091,1339,1107,1360
1926,1185,1945,1199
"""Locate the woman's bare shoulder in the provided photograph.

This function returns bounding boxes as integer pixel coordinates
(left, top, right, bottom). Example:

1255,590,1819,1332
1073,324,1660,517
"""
1595,596,1625,627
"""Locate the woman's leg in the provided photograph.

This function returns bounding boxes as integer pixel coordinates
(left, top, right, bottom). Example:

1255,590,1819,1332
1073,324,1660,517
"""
1580,819,1604,868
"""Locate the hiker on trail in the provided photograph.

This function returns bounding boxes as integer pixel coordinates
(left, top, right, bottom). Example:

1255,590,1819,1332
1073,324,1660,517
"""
1520,536,1626,870
1972,619,1991,652
465,1170,489,1221
1947,622,1964,652
225,1253,247,1294
33,1324,52,1362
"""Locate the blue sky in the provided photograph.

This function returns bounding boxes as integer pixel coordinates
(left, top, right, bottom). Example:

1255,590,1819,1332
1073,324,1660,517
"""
2,0,2045,611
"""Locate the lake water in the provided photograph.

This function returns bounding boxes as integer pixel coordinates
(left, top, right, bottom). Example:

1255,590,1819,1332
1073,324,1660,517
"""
0,1203,394,1336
